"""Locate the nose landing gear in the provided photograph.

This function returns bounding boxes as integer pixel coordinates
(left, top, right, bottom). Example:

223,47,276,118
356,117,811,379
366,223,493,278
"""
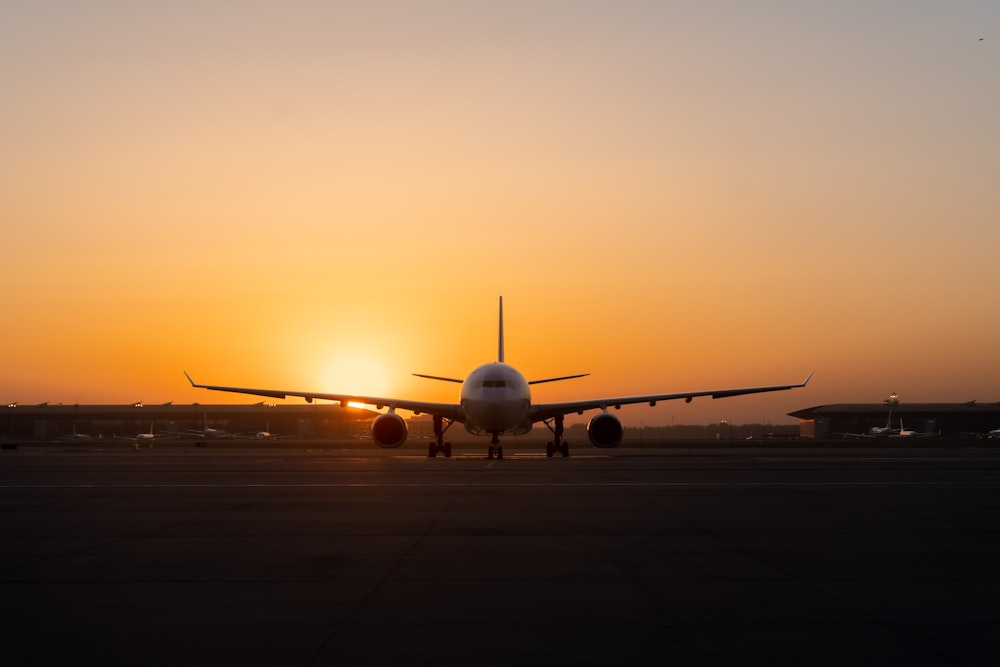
487,432,503,460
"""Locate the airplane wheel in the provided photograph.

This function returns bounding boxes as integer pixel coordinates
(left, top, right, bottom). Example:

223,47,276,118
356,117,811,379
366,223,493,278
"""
444,443,452,458
488,446,495,460
546,442,553,458
497,446,503,460
561,443,569,457
428,443,437,458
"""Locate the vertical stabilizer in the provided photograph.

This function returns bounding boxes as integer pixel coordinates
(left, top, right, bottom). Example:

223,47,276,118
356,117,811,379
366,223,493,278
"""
498,296,505,363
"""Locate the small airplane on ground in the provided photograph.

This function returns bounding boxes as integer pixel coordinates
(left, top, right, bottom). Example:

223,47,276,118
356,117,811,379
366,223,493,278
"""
59,423,96,441
892,419,939,438
186,298,812,459
837,413,899,438
116,422,175,442
170,414,229,439
838,416,939,439
233,422,287,441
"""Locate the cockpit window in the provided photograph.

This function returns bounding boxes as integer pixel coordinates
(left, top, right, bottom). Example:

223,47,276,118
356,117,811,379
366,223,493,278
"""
482,379,507,388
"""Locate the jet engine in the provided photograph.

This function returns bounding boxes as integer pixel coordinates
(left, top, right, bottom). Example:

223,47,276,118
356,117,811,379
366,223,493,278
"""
371,413,408,448
587,412,623,448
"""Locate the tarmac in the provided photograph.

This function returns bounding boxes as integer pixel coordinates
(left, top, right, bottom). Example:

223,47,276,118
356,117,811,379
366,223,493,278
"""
2,441,1000,665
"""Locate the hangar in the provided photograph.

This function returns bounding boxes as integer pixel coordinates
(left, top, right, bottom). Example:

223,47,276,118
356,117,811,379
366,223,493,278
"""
789,399,1000,438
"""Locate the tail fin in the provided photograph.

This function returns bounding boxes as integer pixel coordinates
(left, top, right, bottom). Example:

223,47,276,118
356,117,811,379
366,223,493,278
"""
498,296,505,363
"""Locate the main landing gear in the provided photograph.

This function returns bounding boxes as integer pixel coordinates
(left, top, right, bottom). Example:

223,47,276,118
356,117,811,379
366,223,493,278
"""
544,415,569,458
427,415,453,458
487,432,503,460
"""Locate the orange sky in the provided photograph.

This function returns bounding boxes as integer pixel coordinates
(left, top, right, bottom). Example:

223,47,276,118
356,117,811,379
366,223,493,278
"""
2,2,998,425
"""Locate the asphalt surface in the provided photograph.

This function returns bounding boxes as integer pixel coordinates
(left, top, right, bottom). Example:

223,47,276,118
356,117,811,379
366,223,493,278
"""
2,442,1000,665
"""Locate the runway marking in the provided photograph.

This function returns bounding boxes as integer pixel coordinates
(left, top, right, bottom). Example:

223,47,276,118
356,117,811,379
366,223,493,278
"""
755,456,1000,463
3,480,1000,489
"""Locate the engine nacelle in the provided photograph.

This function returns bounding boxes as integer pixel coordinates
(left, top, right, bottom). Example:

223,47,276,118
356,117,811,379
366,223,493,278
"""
587,412,623,448
371,413,408,448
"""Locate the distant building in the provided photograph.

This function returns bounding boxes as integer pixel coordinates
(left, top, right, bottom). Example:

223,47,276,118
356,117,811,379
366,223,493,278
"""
789,401,1000,438
0,403,377,441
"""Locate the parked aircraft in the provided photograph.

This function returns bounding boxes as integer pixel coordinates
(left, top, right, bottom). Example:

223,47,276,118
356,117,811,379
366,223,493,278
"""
836,413,899,438
117,421,175,442
171,414,228,439
891,419,939,439
186,298,812,459
894,419,917,438
869,416,900,436
59,423,95,441
234,422,286,441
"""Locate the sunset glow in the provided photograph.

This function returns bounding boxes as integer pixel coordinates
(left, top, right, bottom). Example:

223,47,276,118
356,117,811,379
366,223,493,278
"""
321,354,391,399
2,3,998,424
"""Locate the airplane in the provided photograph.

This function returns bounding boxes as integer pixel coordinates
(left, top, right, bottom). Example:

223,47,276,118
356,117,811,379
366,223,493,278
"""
233,422,286,441
834,399,899,438
185,297,813,459
116,421,175,442
58,423,96,441
891,419,939,439
839,416,941,440
253,427,277,440
859,413,900,437
893,418,916,438
173,414,229,440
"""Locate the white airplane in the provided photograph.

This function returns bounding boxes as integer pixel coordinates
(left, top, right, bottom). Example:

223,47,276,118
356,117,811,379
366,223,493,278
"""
185,298,812,459
168,413,228,439
59,423,95,441
234,422,285,441
893,419,916,438
891,418,939,439
113,421,176,442
834,403,899,439
868,413,900,437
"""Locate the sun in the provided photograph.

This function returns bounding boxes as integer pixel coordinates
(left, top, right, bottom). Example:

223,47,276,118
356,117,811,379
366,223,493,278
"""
321,353,391,401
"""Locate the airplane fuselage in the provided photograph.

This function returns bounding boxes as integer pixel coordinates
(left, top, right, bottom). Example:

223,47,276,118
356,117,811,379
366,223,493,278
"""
460,362,532,436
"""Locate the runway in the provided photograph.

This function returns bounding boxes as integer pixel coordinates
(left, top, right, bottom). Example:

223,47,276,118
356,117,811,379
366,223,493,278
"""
3,443,1000,665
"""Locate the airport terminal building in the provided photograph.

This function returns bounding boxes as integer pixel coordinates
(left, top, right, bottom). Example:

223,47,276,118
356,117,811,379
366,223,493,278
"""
4,399,1000,442
790,401,1000,438
0,402,380,442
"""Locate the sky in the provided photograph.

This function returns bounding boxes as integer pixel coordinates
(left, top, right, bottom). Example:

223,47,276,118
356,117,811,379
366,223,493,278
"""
2,1,998,425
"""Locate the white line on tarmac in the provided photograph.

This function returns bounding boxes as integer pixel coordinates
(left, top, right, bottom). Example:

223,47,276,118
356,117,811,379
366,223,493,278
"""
3,480,1000,489
755,456,1000,463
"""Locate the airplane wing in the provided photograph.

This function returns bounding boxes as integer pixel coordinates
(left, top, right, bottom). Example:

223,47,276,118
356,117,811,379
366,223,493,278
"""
184,372,466,423
529,372,814,423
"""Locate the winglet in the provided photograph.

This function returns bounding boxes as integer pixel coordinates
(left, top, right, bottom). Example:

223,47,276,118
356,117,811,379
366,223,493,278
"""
802,370,815,386
183,371,198,387
498,296,505,364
